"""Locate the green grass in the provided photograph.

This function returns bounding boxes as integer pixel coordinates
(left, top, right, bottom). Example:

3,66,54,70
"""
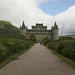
46,46,75,69
0,48,30,69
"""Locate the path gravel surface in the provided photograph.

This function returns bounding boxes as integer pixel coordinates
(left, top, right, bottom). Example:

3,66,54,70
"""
0,43,75,75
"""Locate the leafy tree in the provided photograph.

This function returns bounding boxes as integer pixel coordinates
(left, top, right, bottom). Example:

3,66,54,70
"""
42,37,50,45
59,36,65,40
29,33,36,43
16,34,26,40
47,40,75,61
59,36,72,40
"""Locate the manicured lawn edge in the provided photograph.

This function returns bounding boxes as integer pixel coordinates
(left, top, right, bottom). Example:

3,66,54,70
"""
46,46,75,69
0,47,31,69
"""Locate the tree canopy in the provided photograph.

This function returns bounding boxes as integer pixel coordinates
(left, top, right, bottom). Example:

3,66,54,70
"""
29,33,36,43
42,37,50,45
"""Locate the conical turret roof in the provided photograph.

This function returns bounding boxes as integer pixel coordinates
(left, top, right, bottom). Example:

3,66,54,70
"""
54,21,56,26
22,21,25,28
54,21,58,28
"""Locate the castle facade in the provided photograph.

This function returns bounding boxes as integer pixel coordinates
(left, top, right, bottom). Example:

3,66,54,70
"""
20,21,59,42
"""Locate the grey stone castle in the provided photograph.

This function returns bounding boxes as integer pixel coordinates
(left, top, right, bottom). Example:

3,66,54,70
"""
20,21,59,42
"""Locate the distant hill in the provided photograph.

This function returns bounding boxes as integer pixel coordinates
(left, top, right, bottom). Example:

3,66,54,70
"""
0,20,20,37
62,34,75,38
67,35,75,38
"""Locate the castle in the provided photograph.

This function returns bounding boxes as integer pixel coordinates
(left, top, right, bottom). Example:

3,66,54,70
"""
20,21,59,42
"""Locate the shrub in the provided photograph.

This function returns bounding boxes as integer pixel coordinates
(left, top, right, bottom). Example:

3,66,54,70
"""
42,37,50,45
0,45,10,62
15,34,26,40
47,42,58,51
57,43,64,54
47,40,75,61
0,38,33,63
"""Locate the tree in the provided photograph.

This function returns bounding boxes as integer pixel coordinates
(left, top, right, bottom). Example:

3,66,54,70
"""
29,33,36,43
42,37,50,45
59,36,72,40
16,34,26,40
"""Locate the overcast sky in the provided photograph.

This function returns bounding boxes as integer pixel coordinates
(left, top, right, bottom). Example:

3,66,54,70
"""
0,0,75,35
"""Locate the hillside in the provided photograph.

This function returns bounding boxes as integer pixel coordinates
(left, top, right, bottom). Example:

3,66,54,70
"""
0,20,20,37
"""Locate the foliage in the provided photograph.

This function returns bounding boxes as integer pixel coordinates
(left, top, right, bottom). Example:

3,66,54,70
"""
47,40,75,61
0,37,34,63
0,20,34,63
0,46,29,69
42,37,50,45
0,20,20,38
47,42,59,51
15,34,26,40
47,47,75,69
0,20,12,29
29,33,36,43
59,36,72,40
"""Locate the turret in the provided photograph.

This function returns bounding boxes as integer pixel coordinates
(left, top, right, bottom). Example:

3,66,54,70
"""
20,21,27,36
20,21,26,29
51,22,59,40
51,26,53,30
54,21,58,28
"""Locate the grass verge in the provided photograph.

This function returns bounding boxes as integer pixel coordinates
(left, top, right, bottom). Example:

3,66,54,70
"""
0,48,30,69
46,46,75,69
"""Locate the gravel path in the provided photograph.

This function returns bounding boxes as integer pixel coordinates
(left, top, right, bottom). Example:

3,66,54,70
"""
0,43,75,75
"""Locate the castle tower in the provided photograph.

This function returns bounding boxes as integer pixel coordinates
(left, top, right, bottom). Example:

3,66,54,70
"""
20,21,27,36
51,22,59,40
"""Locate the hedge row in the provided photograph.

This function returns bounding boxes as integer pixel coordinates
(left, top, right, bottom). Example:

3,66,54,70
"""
0,38,33,62
47,40,75,61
